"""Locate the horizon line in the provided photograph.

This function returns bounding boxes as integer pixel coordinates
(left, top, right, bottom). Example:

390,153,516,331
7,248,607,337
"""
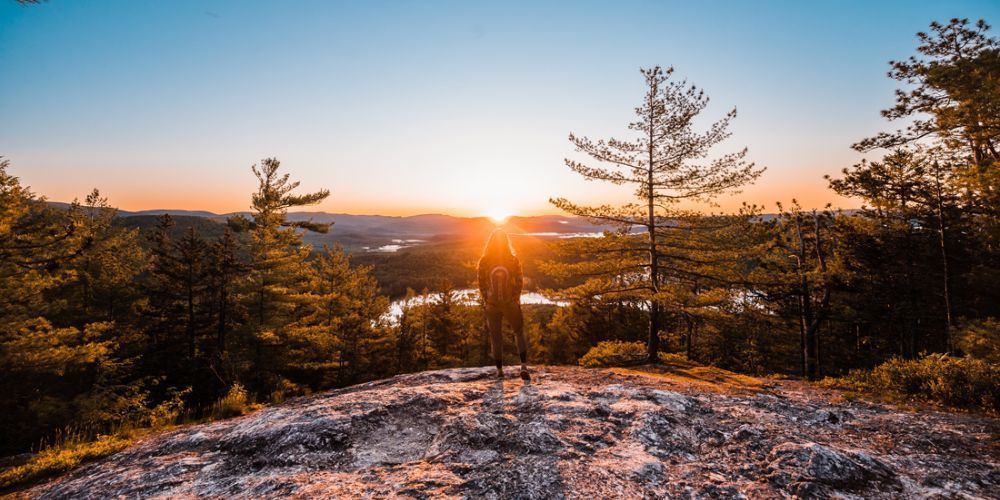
45,200,862,219
43,200,571,219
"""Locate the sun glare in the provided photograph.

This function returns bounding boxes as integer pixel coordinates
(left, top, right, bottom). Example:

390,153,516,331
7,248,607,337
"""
485,208,512,224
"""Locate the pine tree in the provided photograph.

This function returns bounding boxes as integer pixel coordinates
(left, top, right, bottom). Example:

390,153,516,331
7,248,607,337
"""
139,214,177,348
853,19,999,170
139,216,211,357
206,229,246,364
395,288,438,373
288,245,389,387
550,66,764,362
826,147,980,356
61,189,146,326
850,19,1000,351
0,160,132,454
0,159,80,321
751,203,841,378
228,157,330,394
175,227,210,359
135,214,217,406
426,282,464,366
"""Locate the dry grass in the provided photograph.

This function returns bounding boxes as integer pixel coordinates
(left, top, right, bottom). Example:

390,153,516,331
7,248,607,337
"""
0,434,132,493
209,383,254,419
1,383,264,494
610,355,769,394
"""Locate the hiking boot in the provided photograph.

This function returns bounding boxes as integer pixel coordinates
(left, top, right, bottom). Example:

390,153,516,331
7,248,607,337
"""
520,366,530,381
496,367,504,379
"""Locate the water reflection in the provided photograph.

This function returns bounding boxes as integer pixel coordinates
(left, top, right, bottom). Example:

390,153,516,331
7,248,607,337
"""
385,288,567,323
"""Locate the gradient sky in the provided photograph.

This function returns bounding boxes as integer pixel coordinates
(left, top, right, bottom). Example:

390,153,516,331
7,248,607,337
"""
1,1,997,217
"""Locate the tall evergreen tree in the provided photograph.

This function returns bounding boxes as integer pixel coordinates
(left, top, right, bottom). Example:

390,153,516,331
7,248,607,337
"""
139,216,210,357
206,229,246,367
228,157,330,394
61,189,146,326
175,227,210,360
550,66,764,362
138,214,177,348
425,282,464,367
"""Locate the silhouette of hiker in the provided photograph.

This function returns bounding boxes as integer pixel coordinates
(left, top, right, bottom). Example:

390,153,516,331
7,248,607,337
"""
478,228,529,381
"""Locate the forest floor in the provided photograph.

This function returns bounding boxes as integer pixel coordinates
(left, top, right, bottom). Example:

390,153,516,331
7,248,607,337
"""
15,363,1000,499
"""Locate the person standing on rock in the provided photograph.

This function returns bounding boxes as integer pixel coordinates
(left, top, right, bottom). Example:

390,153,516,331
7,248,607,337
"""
478,228,530,381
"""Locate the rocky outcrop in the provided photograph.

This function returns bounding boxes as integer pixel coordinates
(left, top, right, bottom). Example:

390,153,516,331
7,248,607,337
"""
28,366,999,498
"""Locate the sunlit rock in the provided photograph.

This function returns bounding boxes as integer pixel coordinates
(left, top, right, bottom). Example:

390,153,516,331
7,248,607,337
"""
30,366,999,498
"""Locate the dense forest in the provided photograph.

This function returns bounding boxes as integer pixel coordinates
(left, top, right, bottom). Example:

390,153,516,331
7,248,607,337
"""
1,18,997,460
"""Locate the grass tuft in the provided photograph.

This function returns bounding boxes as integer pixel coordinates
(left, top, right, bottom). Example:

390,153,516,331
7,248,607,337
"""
209,383,255,420
0,434,131,491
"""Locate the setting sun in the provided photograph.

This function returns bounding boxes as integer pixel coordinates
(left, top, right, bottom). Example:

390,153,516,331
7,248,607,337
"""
485,208,512,224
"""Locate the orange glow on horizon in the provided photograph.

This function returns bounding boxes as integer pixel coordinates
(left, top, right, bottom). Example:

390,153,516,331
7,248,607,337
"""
21,163,859,218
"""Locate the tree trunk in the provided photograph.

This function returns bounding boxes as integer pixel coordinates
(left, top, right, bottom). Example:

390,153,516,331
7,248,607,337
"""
187,268,196,360
801,277,816,379
797,286,808,377
684,313,694,361
805,212,831,380
217,284,227,355
933,164,955,352
815,327,822,378
257,281,265,326
855,323,861,355
905,230,917,358
648,301,660,363
645,94,660,364
792,216,811,378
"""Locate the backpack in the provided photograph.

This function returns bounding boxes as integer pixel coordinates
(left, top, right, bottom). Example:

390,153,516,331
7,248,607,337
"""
488,265,512,304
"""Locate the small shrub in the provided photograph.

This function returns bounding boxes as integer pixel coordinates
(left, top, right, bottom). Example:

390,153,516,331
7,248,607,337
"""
146,387,190,428
269,377,308,404
209,383,250,419
824,354,999,412
657,352,697,367
579,341,648,367
579,342,704,368
956,318,1000,364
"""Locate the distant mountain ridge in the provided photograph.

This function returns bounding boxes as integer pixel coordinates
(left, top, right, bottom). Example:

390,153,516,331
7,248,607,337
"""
45,201,855,251
46,202,607,234
44,202,621,250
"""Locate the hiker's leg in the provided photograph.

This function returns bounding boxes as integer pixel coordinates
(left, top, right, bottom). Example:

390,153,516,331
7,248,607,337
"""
507,303,526,361
506,303,529,380
485,305,504,375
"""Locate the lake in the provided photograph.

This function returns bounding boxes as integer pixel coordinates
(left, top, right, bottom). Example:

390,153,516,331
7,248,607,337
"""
385,288,567,323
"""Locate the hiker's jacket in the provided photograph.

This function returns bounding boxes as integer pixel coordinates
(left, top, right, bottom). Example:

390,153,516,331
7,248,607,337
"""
477,254,523,305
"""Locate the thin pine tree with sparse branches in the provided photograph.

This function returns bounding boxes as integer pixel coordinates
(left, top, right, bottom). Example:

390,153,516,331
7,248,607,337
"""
550,66,764,362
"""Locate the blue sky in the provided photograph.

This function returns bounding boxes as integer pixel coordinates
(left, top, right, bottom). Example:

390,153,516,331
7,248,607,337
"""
1,0,997,216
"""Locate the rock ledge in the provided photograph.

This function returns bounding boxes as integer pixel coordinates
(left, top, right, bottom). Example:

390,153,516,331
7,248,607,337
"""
30,366,999,498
